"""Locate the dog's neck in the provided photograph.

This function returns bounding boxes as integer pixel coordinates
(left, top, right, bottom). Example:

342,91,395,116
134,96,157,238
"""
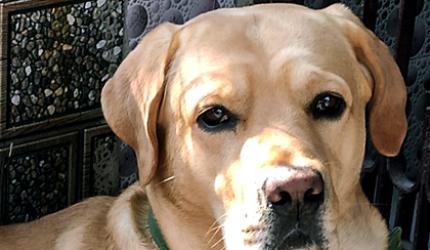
146,184,223,250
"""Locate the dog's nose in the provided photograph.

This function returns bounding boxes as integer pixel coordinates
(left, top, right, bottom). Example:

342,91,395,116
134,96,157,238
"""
264,168,324,209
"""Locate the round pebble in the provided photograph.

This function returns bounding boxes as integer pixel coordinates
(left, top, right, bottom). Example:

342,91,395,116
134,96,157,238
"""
47,105,55,115
11,95,21,106
44,89,53,97
66,14,75,25
25,66,32,76
96,40,107,49
55,87,63,96
97,0,106,8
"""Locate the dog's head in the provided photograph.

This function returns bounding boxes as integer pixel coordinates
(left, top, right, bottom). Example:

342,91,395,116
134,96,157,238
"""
102,4,407,250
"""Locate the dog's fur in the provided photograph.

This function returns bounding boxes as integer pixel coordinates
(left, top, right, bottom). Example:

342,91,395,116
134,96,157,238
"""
0,4,407,250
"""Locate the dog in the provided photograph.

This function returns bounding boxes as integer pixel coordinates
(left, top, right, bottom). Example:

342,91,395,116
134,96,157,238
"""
0,3,407,250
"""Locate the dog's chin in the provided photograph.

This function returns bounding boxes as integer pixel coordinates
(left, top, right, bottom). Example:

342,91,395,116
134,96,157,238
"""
265,229,320,250
224,227,322,250
276,229,318,250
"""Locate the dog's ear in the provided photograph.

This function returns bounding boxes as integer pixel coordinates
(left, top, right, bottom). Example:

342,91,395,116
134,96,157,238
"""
323,4,407,157
101,23,179,185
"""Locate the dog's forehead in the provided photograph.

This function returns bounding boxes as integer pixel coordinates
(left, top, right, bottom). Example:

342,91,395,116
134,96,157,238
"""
174,4,357,87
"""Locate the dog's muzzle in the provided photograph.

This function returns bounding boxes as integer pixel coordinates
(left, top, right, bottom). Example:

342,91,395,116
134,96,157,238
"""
259,167,326,249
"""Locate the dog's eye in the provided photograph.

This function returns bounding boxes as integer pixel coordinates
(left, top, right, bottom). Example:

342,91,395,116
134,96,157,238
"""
309,92,346,120
197,106,238,132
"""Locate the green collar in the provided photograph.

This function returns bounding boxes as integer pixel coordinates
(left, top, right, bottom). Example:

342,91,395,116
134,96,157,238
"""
148,208,170,250
388,227,402,250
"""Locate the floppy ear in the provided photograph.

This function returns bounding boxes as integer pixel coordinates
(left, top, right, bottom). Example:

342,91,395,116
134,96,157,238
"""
101,23,180,185
323,4,408,157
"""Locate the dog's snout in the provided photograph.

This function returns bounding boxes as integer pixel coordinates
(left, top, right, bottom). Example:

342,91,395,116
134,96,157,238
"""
264,168,324,209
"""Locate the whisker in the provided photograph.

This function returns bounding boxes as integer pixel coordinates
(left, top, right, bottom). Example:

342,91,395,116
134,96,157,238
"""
206,222,220,237
210,236,224,249
158,176,175,185
206,214,227,237
208,225,223,246
217,245,226,250
206,213,228,249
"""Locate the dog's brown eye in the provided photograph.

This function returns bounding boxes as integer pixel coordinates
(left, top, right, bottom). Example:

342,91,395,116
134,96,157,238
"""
309,92,346,120
197,106,238,132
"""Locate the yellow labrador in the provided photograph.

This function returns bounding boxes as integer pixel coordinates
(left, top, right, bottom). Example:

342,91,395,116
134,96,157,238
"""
0,3,407,250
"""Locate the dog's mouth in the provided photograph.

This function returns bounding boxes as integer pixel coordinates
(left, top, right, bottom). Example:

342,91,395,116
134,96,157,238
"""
272,227,315,250
226,204,326,250
240,222,322,250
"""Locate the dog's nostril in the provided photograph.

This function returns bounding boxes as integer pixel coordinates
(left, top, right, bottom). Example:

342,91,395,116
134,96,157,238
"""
271,191,292,206
303,188,324,205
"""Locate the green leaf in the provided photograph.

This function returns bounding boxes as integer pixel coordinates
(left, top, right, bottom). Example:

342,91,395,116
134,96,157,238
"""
388,227,402,250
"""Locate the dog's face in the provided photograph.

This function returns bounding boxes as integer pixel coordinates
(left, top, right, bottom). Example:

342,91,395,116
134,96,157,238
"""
102,4,407,250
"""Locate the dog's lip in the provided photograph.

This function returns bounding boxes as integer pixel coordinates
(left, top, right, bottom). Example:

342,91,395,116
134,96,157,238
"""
277,227,313,249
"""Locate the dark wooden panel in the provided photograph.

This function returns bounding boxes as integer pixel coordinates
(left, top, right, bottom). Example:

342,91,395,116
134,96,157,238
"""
83,125,119,198
0,132,78,224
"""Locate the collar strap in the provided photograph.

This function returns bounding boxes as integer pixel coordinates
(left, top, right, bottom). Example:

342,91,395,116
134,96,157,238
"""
148,208,170,250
